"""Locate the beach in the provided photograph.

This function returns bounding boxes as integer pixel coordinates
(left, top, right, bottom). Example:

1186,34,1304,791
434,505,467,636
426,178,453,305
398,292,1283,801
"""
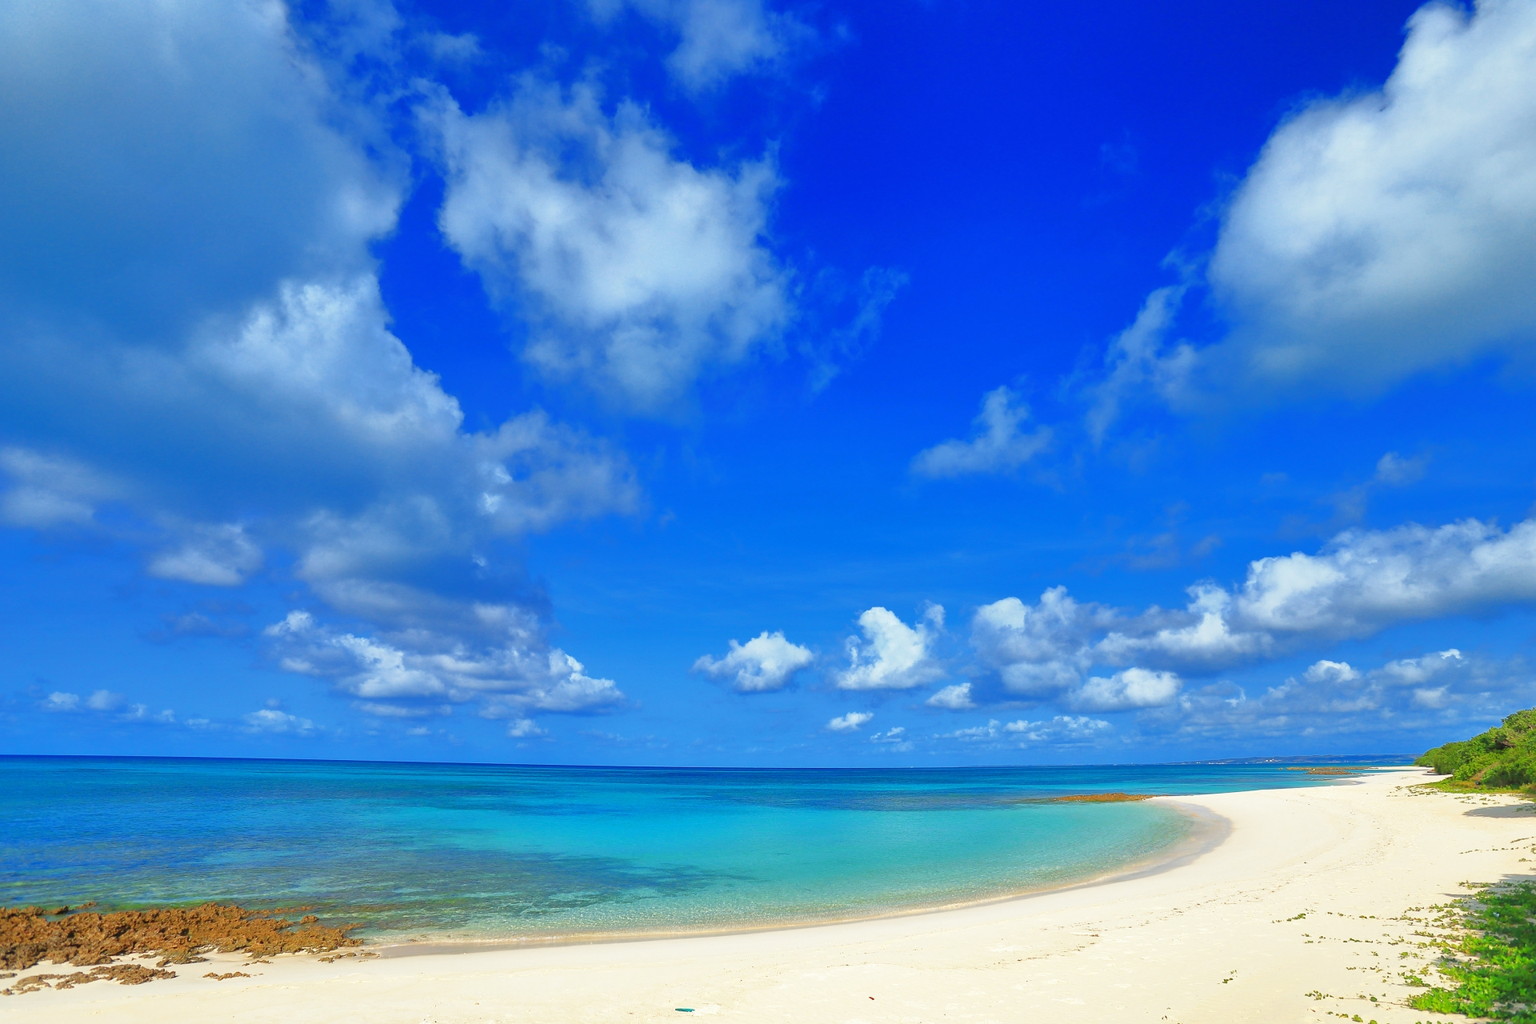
5,766,1528,1023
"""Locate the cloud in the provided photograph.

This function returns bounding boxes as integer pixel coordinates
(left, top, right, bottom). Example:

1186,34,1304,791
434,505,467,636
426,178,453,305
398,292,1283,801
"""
1206,0,1536,395
942,715,1111,746
868,725,912,750
912,386,1052,478
1231,517,1536,636
1072,0,1536,440
967,513,1536,726
925,682,976,710
243,708,317,735
835,605,946,691
0,448,121,528
428,78,789,410
1331,450,1430,523
147,523,263,587
265,606,626,717
1083,287,1194,443
587,0,810,90
1166,647,1505,739
0,0,644,738
507,717,547,739
38,688,176,725
693,630,814,692
970,587,1111,698
1070,667,1181,712
826,710,873,732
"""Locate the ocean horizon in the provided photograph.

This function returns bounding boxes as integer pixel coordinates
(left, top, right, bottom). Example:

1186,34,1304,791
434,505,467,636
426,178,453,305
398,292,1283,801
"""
1,754,1410,945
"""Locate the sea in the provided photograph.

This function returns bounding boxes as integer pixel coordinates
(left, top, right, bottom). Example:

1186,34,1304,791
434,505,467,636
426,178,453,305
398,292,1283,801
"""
0,755,1408,945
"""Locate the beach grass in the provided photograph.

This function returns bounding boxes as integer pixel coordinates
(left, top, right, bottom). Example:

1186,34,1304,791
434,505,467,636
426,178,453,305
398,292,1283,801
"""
1409,881,1536,1023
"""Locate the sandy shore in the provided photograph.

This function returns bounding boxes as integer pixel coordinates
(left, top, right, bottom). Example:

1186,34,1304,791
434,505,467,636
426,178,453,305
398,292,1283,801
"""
7,767,1534,1023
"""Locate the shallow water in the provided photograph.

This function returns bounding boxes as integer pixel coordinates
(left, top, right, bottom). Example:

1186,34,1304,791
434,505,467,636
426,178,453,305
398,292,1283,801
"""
0,756,1400,942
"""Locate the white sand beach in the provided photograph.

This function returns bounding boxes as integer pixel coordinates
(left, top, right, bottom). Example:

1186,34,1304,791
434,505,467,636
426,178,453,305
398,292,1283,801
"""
6,767,1531,1024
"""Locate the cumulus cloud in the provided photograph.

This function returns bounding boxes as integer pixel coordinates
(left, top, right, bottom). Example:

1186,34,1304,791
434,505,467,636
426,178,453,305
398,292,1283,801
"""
0,0,644,738
827,710,873,732
835,605,946,690
428,79,789,409
970,587,1111,698
973,514,1536,710
1230,517,1536,636
693,630,814,692
925,682,976,710
911,386,1052,478
1070,667,1181,712
265,605,626,718
1207,0,1536,394
587,0,809,90
1073,0,1536,438
1167,647,1500,739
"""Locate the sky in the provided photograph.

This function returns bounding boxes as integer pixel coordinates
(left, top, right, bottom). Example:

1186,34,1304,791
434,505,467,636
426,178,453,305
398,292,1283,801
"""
2,0,1535,767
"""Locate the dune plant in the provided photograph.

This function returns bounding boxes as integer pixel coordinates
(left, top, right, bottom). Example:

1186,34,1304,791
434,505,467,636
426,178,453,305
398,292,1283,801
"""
1417,709,1536,792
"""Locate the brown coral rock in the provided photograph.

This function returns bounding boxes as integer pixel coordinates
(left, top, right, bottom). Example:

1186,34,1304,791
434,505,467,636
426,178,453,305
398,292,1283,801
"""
0,903,361,976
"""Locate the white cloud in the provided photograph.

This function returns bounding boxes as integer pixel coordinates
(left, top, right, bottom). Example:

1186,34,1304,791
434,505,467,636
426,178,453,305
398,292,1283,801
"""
869,725,912,750
835,605,946,691
1375,648,1463,685
1070,667,1181,712
911,386,1052,478
1083,287,1194,442
38,687,177,725
693,630,814,692
147,523,262,587
243,708,317,735
925,682,976,710
1232,517,1536,636
0,0,397,343
970,514,1536,720
970,588,1109,698
587,0,808,90
1171,646,1504,738
266,605,626,717
1302,659,1360,685
1208,0,1536,394
85,689,123,712
507,717,546,739
0,448,121,528
1006,715,1112,743
428,79,789,409
827,710,873,732
1095,584,1271,670
0,1,643,738
942,715,1111,746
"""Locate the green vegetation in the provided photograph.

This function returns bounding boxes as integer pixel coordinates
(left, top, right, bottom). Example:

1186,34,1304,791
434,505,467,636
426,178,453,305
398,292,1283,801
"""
1417,709,1536,791
1408,882,1536,1023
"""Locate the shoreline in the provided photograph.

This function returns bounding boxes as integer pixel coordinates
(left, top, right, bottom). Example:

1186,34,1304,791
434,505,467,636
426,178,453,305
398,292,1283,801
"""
9,767,1533,1023
374,796,1232,956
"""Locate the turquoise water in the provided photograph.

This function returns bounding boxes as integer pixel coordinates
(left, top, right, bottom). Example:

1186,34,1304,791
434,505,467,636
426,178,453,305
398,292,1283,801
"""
0,756,1397,943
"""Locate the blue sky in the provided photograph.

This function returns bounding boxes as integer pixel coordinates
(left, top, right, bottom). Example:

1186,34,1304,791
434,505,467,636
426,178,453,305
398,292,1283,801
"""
3,0,1535,766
